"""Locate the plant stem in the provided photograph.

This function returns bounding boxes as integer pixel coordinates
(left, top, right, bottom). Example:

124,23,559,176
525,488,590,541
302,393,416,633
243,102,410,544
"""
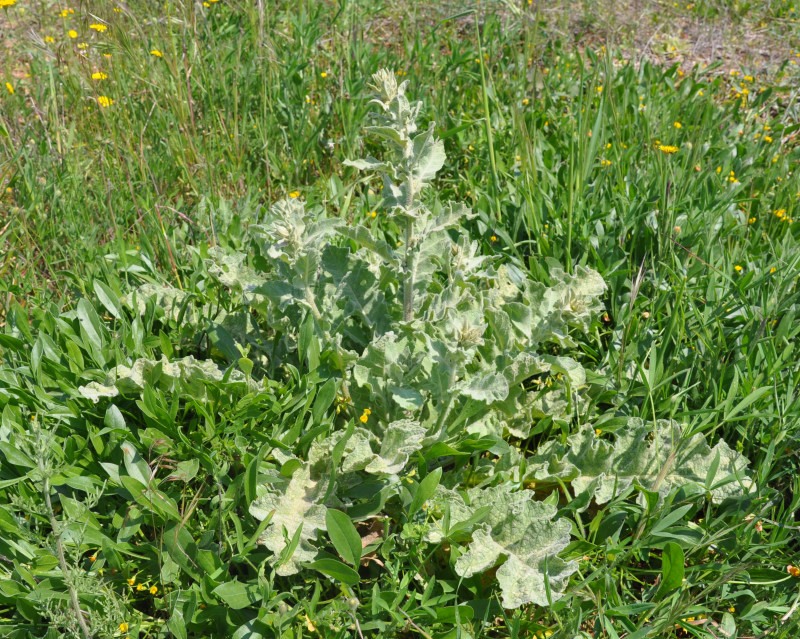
402,176,416,323
42,477,93,639
403,218,414,322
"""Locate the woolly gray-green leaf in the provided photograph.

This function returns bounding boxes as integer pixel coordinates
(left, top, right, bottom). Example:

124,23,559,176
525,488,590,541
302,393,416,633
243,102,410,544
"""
249,465,327,576
452,485,576,608
529,419,751,505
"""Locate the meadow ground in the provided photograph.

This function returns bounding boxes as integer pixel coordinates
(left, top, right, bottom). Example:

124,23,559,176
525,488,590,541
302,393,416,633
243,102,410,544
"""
1,1,800,638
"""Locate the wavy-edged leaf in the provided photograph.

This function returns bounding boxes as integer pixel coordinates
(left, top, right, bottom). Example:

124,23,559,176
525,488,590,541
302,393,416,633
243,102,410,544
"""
529,419,751,505
249,465,327,576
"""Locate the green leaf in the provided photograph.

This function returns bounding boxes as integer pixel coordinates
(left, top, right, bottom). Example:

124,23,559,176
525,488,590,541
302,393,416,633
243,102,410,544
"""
121,442,153,487
93,280,124,320
104,404,126,431
656,542,685,599
325,509,362,567
409,467,442,517
306,559,360,586
77,298,106,364
311,378,337,425
212,580,263,610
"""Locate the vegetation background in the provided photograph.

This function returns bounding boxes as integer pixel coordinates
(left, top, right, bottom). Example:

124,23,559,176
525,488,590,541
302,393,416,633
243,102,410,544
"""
1,0,800,637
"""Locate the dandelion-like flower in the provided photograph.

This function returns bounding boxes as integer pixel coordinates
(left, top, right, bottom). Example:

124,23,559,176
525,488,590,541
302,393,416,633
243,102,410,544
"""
149,585,158,595
288,190,300,199
150,49,163,57
119,622,129,633
89,23,107,32
658,145,679,154
4,82,13,95
673,121,682,129
68,29,78,38
97,95,114,108
734,265,743,273
91,72,108,80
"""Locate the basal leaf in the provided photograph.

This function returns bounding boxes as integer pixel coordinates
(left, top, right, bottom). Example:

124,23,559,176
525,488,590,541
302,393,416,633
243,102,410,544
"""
249,465,327,576
529,419,751,505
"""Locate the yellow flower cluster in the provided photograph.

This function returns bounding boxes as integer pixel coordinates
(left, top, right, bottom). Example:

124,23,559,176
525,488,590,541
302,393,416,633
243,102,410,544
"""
97,95,114,108
91,72,108,80
359,408,372,424
89,23,107,32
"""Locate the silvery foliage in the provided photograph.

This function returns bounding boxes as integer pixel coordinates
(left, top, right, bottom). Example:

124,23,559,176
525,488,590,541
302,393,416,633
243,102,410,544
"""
99,70,753,608
527,418,752,507
234,69,613,605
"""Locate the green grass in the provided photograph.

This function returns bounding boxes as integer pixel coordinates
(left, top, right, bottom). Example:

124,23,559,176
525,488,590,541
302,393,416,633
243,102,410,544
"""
1,0,800,637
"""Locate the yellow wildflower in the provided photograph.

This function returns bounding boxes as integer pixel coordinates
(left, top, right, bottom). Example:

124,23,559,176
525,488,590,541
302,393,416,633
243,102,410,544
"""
788,565,800,578
149,585,158,595
89,23,107,32
673,121,682,128
658,145,679,154
0,0,17,5
5,82,13,95
320,71,328,79
770,267,777,274
734,265,743,273
596,85,603,93
288,190,300,199
136,583,146,591
119,622,129,633
150,49,163,57
97,95,114,108
521,98,529,106
91,72,108,80
89,553,97,562
59,8,74,17
600,158,612,167
45,36,55,43
68,29,78,38
716,166,722,174
77,42,88,49
748,217,756,224
369,211,377,218
764,135,773,143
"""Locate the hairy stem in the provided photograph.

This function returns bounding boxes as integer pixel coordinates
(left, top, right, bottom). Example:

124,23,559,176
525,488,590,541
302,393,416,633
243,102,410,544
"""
403,219,414,322
402,176,416,323
43,477,93,639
